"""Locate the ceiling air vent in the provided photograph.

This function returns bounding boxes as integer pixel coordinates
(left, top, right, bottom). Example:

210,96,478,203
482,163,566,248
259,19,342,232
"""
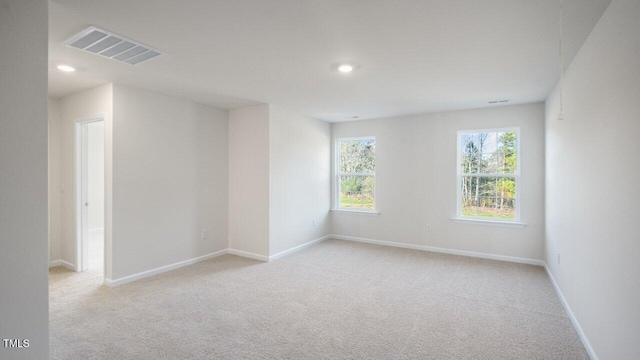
64,26,164,66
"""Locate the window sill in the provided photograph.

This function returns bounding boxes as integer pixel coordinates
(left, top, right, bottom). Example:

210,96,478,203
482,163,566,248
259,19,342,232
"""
331,209,380,216
450,217,527,228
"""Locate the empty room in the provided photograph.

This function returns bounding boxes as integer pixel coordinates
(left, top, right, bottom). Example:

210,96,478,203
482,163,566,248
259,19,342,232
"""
1,0,639,359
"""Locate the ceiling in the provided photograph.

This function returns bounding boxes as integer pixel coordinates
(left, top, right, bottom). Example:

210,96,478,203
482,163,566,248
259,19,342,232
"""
49,0,612,122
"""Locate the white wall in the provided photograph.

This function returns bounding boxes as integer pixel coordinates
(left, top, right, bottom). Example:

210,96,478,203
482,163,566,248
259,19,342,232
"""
0,0,49,358
269,106,332,255
332,103,545,261
228,104,270,257
49,97,63,262
111,84,228,279
58,84,113,271
545,0,640,358
87,121,105,230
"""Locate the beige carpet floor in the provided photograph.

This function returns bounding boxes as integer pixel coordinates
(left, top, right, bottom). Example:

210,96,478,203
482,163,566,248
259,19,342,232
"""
49,239,588,359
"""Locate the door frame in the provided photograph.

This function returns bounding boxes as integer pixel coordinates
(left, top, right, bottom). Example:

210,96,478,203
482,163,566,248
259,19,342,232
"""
74,115,106,273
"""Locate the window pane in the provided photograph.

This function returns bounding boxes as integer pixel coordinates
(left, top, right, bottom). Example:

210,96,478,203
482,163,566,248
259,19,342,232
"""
460,131,517,175
481,153,498,173
461,196,478,217
339,139,375,173
498,131,517,173
461,153,480,174
339,175,374,209
460,176,516,219
497,197,516,219
478,176,497,197
493,152,505,173
496,178,516,219
461,133,479,154
481,132,498,153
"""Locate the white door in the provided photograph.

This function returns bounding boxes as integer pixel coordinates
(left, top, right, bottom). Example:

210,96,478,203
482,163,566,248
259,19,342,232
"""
76,118,104,273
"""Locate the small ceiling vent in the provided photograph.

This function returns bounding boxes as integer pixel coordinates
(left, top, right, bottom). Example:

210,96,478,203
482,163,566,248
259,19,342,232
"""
64,26,164,66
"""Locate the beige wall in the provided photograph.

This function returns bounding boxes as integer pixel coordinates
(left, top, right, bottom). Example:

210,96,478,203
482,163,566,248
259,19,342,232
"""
332,102,545,261
269,105,332,256
0,0,50,358
111,84,229,280
545,0,640,358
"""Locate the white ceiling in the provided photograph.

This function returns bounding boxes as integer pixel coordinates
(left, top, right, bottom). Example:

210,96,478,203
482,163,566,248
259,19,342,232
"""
49,0,611,122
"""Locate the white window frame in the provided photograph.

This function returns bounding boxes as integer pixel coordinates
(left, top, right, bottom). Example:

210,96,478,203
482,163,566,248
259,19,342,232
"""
334,136,377,214
455,127,524,226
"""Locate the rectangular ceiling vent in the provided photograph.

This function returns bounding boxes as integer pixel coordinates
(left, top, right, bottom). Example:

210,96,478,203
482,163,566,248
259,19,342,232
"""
64,26,164,66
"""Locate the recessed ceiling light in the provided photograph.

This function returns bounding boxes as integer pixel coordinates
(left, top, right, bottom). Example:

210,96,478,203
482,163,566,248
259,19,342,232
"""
57,65,76,72
331,62,361,74
338,64,354,73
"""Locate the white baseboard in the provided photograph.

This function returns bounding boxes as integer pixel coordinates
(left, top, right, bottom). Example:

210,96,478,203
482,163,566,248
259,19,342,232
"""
269,234,331,261
104,249,228,287
228,248,270,262
544,263,598,360
330,234,544,266
49,259,76,270
228,234,332,262
105,237,331,287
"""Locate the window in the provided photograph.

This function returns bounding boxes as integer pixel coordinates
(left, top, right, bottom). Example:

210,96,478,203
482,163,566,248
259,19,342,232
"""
457,128,519,221
336,137,376,211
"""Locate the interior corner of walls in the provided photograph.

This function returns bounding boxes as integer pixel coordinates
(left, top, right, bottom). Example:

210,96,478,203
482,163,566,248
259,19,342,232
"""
228,101,271,257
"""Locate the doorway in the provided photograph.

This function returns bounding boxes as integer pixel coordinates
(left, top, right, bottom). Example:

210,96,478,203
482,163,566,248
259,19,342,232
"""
75,118,105,276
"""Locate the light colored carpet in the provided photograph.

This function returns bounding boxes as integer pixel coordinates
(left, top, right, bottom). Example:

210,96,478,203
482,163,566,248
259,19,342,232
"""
49,239,588,359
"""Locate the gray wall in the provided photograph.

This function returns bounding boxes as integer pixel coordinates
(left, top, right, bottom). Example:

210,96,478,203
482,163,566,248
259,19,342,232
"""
228,104,271,257
269,105,332,256
0,0,50,359
332,103,545,261
48,98,63,263
545,0,640,359
112,84,229,280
